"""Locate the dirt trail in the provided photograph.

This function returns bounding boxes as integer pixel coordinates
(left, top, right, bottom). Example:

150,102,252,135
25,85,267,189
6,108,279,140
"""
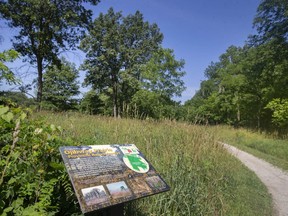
220,142,288,216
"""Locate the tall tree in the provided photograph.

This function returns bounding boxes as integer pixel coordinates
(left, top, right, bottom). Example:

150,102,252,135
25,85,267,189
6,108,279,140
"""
80,8,163,117
42,58,80,111
0,0,99,105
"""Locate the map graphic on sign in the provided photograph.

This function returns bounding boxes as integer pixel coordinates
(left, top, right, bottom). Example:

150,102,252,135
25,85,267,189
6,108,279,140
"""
59,144,170,214
123,154,149,173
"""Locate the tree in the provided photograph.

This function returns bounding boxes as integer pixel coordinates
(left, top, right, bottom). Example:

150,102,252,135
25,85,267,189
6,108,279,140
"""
79,90,104,115
186,46,247,125
140,48,186,98
42,58,80,111
80,8,163,117
0,49,18,85
0,0,100,105
253,0,288,43
184,0,288,131
131,90,178,119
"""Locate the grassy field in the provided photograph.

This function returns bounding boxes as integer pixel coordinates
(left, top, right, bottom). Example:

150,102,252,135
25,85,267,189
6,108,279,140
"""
35,112,272,215
217,126,288,171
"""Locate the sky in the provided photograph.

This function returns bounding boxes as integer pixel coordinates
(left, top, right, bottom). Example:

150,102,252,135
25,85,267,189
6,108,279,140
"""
0,0,261,103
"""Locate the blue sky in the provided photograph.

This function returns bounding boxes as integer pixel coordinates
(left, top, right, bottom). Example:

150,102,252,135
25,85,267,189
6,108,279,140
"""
0,0,261,102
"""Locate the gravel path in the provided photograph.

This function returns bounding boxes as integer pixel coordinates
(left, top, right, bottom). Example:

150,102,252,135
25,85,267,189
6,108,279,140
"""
220,142,288,216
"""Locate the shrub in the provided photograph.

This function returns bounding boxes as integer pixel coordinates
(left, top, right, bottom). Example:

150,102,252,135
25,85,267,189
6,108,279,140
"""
0,105,78,215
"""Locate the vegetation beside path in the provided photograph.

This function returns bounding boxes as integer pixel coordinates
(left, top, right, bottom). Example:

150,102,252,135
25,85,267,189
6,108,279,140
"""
0,106,273,215
38,111,272,215
217,126,288,171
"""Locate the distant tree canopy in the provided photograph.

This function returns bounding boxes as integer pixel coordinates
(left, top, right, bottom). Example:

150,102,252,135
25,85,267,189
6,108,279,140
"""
0,0,100,105
80,8,185,118
185,0,288,132
79,90,104,115
0,91,35,107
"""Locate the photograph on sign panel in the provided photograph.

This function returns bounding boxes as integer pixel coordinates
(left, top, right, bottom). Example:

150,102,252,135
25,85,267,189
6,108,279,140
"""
81,185,109,206
106,181,132,199
127,178,152,195
145,176,167,190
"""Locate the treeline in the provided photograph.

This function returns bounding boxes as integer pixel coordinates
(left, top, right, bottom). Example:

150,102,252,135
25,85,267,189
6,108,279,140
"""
0,1,185,120
1,0,288,132
184,0,288,132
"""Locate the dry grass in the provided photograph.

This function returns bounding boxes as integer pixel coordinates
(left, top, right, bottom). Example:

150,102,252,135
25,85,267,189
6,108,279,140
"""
35,112,273,216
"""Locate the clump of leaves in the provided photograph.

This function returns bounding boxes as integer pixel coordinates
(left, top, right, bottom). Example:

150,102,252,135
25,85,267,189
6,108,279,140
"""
266,98,288,128
0,105,79,215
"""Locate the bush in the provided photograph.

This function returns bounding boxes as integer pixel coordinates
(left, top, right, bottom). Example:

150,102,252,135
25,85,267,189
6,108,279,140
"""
0,105,78,215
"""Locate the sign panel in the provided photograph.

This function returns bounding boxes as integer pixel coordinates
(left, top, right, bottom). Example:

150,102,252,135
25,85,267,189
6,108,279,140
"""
59,144,169,214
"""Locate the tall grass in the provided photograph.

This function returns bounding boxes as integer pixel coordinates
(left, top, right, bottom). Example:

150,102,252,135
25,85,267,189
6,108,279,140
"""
35,112,272,215
217,126,288,171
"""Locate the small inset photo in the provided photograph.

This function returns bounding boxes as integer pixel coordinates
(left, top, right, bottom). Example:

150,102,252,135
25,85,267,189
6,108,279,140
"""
127,178,152,195
106,181,132,199
81,185,109,206
145,176,167,190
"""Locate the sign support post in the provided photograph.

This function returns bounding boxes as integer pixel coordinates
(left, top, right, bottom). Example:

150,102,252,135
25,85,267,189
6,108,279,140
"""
85,204,124,216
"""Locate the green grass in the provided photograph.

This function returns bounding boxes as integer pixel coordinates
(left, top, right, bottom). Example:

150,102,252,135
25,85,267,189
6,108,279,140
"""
217,126,288,171
35,112,272,215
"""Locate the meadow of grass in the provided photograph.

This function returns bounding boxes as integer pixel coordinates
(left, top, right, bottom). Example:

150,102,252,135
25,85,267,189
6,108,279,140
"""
217,126,288,171
35,112,272,215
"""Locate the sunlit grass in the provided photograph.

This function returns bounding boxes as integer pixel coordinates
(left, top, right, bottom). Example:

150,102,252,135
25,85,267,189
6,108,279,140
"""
35,112,272,215
217,126,288,171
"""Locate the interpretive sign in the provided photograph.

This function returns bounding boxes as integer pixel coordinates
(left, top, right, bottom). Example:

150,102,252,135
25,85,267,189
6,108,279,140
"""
59,144,170,214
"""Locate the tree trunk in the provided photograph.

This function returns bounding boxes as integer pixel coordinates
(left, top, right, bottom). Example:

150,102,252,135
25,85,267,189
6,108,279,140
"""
36,55,43,111
113,79,118,118
237,108,241,122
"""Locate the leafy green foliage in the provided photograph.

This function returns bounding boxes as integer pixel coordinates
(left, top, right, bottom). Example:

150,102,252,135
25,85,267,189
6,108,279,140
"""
140,48,186,98
0,105,78,215
186,46,247,125
266,98,288,128
42,58,80,111
253,0,288,43
0,49,19,85
131,90,176,119
79,90,104,115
